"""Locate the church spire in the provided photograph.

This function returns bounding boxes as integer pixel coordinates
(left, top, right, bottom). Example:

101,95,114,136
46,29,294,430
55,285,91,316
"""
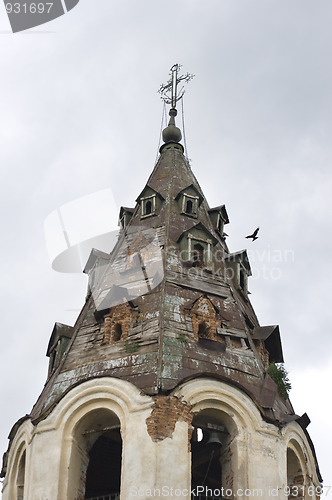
158,64,194,146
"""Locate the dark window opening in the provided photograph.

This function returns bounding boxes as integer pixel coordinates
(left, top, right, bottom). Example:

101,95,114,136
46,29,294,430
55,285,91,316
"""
217,216,223,233
244,338,251,349
113,323,123,342
193,244,204,267
145,200,152,215
85,430,122,499
198,322,209,339
239,270,245,291
191,410,233,500
191,427,223,496
186,199,193,214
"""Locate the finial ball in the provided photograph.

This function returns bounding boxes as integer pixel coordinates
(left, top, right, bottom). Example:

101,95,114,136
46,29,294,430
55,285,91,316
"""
162,108,182,144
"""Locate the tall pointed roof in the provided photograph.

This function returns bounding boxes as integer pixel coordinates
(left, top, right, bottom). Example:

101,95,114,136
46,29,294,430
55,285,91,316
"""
29,116,296,427
27,65,299,429
1,67,322,492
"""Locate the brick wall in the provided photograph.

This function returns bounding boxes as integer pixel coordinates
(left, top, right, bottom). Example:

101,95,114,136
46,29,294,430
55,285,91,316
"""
146,396,193,447
102,302,132,344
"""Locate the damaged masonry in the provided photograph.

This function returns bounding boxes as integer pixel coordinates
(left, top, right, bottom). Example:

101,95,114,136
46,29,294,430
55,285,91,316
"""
1,66,322,500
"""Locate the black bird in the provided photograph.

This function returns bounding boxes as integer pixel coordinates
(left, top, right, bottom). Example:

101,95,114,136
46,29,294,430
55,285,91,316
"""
246,227,259,241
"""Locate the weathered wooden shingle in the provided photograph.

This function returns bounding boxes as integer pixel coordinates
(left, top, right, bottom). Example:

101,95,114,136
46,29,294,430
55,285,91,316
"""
30,142,293,425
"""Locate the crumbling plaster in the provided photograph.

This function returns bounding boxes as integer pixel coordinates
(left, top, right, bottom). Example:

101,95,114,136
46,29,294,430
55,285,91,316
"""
2,377,321,500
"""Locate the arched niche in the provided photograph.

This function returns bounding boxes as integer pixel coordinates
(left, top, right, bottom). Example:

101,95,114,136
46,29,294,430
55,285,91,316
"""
191,408,238,497
287,444,305,500
68,408,122,500
16,450,26,500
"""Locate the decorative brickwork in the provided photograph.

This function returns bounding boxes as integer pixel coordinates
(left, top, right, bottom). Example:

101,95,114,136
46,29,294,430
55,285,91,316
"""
102,302,132,344
146,396,193,446
191,296,218,341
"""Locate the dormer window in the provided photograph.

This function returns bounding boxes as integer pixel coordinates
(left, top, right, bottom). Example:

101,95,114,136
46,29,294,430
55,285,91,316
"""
141,194,156,218
193,243,204,267
182,193,199,217
224,251,251,296
217,213,225,234
46,323,73,377
188,234,212,269
118,207,134,230
239,266,247,293
208,205,229,237
186,199,193,214
175,185,202,218
178,223,217,271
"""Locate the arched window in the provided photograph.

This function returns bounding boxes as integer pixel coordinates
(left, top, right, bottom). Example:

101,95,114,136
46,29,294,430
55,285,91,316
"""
69,409,122,500
16,450,26,500
287,447,304,499
85,430,122,499
141,195,156,218
185,199,193,214
191,409,234,495
198,321,209,339
113,323,123,342
193,244,204,267
145,200,152,215
181,193,198,217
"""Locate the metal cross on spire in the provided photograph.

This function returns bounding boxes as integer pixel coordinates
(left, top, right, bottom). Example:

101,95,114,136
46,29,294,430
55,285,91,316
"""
158,64,194,109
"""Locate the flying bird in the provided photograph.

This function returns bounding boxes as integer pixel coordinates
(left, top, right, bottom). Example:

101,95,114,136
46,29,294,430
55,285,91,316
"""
245,227,259,241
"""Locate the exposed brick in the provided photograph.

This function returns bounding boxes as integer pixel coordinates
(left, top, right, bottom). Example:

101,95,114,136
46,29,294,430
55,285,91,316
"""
190,296,219,341
146,396,193,447
102,302,133,344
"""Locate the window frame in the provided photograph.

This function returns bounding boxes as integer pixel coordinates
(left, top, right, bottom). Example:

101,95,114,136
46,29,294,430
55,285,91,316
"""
140,194,157,218
188,233,213,269
181,193,199,217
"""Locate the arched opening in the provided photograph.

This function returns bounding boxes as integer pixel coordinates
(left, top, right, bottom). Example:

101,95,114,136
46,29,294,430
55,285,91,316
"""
198,321,209,339
68,409,122,500
287,447,305,499
113,323,123,342
85,430,122,499
186,199,193,214
16,450,26,500
145,200,152,215
191,409,235,498
193,244,204,267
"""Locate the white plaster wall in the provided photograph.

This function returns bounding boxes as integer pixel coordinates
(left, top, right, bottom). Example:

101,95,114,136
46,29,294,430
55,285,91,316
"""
175,377,321,500
2,376,322,500
25,427,63,500
1,420,32,500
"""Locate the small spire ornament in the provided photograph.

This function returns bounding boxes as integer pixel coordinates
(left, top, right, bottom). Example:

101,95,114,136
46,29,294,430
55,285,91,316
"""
158,64,194,109
159,64,194,145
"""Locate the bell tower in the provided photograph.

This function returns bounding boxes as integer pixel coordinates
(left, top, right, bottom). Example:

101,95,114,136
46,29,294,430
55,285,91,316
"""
1,66,322,500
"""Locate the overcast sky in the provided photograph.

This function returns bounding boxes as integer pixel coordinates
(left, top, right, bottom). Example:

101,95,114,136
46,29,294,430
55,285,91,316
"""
0,0,331,492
